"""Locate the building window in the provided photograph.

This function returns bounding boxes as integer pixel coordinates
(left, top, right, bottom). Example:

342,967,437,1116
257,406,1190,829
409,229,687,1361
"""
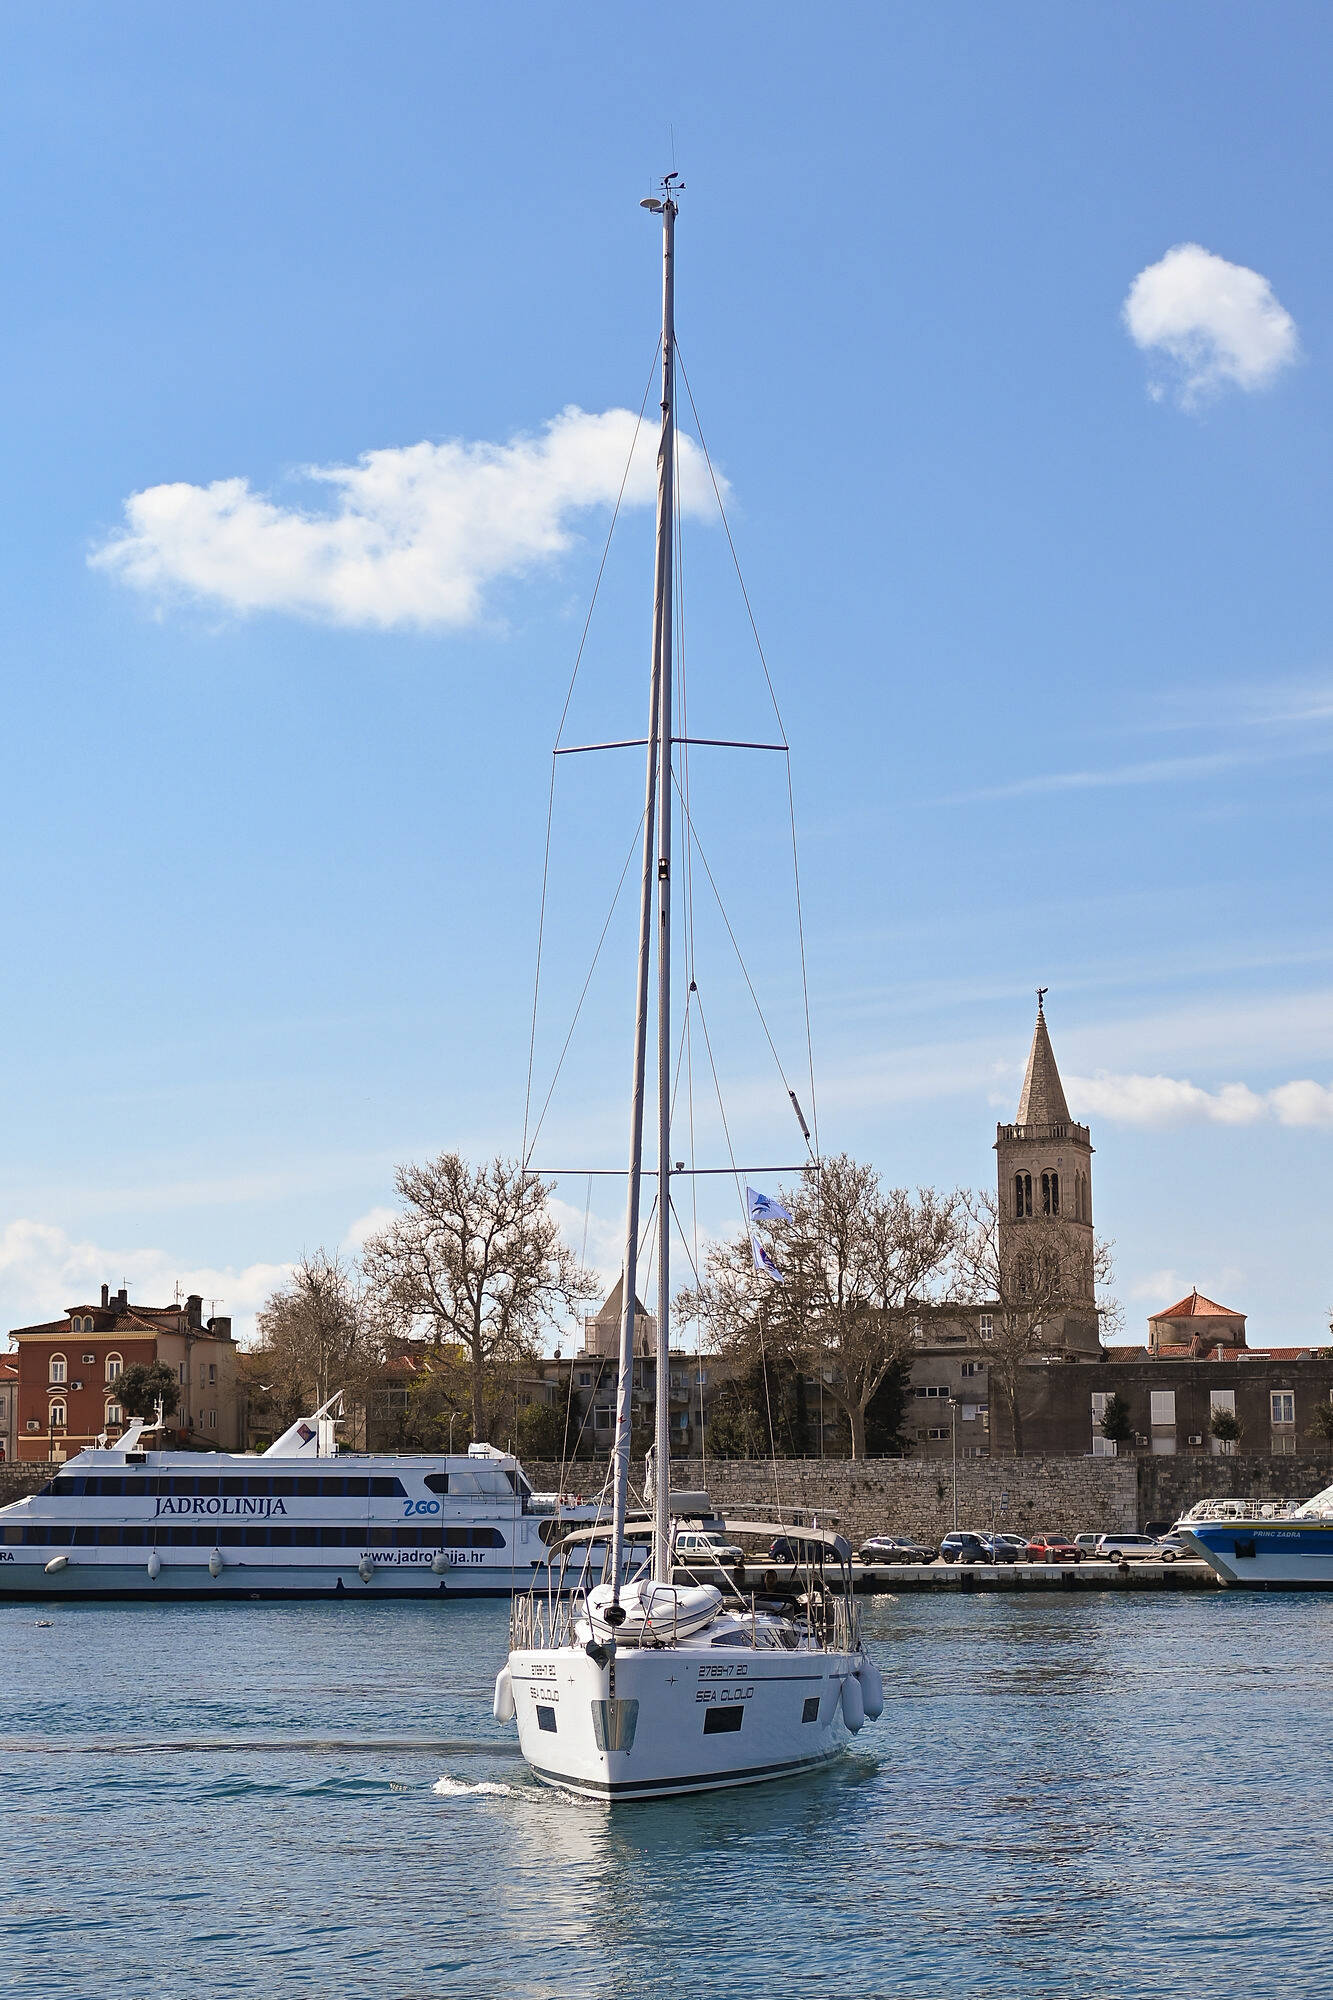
48,1400,67,1429
977,1315,993,1341
49,1354,67,1385
594,1407,613,1431
914,1385,948,1399
962,1361,984,1377
1014,1174,1032,1219
1041,1171,1060,1216
577,1371,592,1387
208,1409,217,1429
1271,1392,1295,1426
1091,1392,1109,1420
208,1363,216,1384
178,1364,185,1384
106,1353,123,1384
1150,1390,1176,1428
105,1402,123,1427
925,1426,948,1441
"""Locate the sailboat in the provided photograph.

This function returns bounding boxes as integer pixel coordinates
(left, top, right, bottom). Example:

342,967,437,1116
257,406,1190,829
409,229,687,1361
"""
494,180,884,1800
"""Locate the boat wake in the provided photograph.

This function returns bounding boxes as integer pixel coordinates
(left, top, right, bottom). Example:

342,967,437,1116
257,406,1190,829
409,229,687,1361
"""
432,1775,516,1799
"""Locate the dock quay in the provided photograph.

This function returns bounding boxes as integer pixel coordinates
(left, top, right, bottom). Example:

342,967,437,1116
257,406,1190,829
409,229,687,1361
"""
673,1559,1220,1594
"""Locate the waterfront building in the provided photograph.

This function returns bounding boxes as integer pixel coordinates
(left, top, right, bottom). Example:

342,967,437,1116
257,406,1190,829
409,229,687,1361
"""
10,1285,239,1461
0,1354,16,1461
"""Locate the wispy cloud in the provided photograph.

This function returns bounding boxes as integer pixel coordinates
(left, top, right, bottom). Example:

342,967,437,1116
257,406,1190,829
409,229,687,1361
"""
954,751,1244,805
91,407,723,631
1067,1070,1333,1129
1123,243,1300,408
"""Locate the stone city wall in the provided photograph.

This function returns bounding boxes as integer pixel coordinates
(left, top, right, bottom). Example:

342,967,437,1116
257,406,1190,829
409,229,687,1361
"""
0,1463,55,1505
525,1451,1333,1542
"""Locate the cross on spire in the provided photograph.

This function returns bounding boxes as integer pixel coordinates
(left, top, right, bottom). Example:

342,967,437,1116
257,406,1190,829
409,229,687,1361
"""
1036,985,1048,1014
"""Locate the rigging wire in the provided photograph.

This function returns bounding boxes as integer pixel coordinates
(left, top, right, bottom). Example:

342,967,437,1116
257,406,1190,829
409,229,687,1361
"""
676,342,821,1161
521,340,664,1165
523,808,647,1166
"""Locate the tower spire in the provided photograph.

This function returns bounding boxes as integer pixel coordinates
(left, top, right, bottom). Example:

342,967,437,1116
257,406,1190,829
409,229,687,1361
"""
1016,992,1071,1127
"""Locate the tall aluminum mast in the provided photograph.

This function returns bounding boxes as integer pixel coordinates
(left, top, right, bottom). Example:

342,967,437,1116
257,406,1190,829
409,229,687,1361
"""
650,183,679,1584
607,178,680,1602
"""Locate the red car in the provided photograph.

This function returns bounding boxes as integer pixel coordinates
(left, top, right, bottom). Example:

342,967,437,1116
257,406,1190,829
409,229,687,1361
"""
1026,1533,1082,1564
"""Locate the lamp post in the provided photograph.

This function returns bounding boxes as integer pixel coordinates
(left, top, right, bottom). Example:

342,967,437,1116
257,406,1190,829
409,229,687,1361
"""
449,1412,458,1454
949,1395,959,1532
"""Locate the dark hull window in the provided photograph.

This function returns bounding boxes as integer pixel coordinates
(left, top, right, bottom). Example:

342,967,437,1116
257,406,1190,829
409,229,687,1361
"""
703,1705,744,1734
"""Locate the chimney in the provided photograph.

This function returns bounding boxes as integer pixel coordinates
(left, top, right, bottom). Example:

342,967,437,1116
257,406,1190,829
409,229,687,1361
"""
186,1293,203,1329
208,1315,232,1341
116,1287,128,1309
101,1284,109,1309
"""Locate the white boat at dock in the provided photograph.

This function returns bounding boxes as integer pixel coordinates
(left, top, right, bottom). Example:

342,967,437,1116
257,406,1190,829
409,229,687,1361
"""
1178,1485,1333,1589
0,1395,598,1599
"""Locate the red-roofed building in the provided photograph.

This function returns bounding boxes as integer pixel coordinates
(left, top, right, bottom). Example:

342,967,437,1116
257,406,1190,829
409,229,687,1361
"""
1148,1288,1246,1355
0,1353,17,1461
10,1284,238,1461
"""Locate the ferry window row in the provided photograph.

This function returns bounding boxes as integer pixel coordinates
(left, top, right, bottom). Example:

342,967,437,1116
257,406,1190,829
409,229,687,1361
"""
43,1473,410,1499
3,1523,508,1549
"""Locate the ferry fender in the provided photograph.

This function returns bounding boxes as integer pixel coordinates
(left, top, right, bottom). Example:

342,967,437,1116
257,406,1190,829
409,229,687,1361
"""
357,1557,375,1584
208,1549,224,1579
840,1672,865,1733
857,1656,885,1721
43,1554,69,1575
431,1553,449,1576
493,1666,516,1724
147,1551,161,1580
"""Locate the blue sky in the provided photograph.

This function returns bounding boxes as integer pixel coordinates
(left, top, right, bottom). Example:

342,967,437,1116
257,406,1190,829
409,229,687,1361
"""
0,3,1329,1342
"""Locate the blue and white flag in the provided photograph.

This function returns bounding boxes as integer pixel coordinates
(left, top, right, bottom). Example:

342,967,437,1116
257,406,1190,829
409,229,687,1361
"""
747,1186,794,1228
751,1236,785,1284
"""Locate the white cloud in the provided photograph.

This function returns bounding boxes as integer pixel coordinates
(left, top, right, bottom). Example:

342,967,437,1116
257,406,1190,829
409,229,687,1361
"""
1067,1070,1333,1129
1129,1268,1182,1304
90,406,723,631
0,1218,289,1346
342,1206,397,1252
1123,243,1299,407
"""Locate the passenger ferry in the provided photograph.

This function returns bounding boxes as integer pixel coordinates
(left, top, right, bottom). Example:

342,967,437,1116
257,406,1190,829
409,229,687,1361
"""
0,1396,600,1599
1178,1483,1333,1589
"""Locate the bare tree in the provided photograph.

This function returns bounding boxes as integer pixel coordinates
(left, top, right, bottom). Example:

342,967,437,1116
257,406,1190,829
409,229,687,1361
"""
253,1250,375,1431
359,1152,597,1443
954,1189,1115,1455
680,1155,960,1460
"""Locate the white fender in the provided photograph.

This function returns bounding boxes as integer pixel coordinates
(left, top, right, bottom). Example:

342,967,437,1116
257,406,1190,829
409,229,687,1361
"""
208,1549,224,1579
431,1552,449,1577
357,1557,375,1584
841,1672,866,1733
857,1656,885,1721
493,1666,516,1723
43,1554,69,1574
147,1550,161,1580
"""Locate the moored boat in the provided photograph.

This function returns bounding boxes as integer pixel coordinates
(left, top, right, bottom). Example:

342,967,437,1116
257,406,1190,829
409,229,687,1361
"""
0,1396,597,1599
1178,1485,1333,1588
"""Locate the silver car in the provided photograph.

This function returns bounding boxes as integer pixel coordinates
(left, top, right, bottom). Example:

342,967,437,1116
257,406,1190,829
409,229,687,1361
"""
1094,1532,1176,1563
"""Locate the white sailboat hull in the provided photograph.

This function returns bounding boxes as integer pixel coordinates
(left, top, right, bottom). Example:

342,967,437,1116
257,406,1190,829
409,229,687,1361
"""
508,1641,858,1801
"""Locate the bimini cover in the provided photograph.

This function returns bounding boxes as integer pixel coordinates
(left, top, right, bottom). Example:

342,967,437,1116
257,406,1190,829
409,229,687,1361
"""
586,1579,721,1644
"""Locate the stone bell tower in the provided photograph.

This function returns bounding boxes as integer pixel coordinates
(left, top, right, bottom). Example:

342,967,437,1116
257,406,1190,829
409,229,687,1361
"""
994,991,1099,1354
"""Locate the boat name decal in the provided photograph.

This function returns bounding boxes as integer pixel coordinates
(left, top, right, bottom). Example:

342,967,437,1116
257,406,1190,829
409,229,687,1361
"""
697,1663,749,1679
696,1685,753,1704
153,1497,289,1517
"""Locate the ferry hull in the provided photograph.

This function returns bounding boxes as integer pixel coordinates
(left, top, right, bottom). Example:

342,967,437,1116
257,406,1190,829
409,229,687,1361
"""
1182,1523,1333,1588
508,1643,856,1802
0,1560,546,1600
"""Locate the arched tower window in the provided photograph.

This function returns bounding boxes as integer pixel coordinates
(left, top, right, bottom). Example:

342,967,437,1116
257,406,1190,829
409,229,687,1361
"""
1014,1172,1032,1219
1041,1170,1060,1215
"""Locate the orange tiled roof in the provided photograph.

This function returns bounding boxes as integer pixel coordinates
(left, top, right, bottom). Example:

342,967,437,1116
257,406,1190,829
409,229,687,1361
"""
1154,1288,1243,1320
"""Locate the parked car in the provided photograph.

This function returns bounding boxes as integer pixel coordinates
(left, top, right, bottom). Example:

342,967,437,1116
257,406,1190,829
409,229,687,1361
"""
675,1530,743,1566
983,1533,1029,1564
768,1534,845,1564
939,1531,993,1565
858,1536,936,1565
1094,1532,1176,1562
1073,1533,1101,1556
1026,1533,1081,1563
1157,1534,1189,1560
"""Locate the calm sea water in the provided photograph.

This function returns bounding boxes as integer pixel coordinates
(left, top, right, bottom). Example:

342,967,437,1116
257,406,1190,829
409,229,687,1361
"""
1,1590,1330,1999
